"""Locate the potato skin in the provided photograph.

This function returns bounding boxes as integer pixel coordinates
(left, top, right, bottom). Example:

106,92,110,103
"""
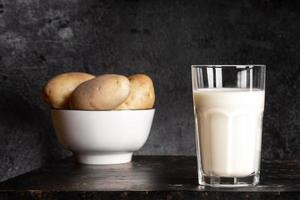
117,74,155,110
43,72,95,109
70,74,130,110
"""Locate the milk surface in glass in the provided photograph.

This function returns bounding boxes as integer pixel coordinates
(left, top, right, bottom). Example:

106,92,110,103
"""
193,88,265,177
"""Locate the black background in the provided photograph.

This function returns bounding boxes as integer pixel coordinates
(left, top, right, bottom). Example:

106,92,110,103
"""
0,0,299,182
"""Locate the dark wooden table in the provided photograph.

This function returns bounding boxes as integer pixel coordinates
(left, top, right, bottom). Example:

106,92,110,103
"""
0,156,300,199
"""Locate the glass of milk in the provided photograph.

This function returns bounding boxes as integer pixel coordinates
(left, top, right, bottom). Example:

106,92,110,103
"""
191,65,266,187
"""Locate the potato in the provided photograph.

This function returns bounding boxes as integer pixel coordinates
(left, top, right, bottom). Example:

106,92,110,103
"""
70,74,130,110
117,74,155,110
43,72,95,109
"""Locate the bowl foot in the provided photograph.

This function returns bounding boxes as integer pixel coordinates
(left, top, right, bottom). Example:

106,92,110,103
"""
75,153,133,165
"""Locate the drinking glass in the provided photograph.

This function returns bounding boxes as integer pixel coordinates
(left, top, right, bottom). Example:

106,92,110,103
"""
191,65,266,187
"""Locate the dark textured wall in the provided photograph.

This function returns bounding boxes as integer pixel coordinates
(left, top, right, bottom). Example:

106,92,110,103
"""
0,0,299,182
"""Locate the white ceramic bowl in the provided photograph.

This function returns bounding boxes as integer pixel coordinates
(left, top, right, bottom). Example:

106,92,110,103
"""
51,109,155,165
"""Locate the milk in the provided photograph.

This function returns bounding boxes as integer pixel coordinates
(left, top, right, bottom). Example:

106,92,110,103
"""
193,88,265,177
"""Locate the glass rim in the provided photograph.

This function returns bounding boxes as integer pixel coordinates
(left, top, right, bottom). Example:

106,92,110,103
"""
191,64,266,68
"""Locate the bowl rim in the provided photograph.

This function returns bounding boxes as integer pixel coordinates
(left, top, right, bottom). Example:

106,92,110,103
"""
51,108,155,112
